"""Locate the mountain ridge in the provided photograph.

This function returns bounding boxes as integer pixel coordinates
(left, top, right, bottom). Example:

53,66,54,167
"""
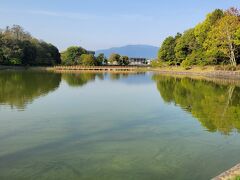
95,45,158,59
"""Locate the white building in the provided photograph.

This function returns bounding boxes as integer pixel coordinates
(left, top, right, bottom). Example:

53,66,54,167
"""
129,58,147,65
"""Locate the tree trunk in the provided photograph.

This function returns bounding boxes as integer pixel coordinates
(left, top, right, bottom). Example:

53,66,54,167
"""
221,85,235,120
227,31,237,66
229,43,237,66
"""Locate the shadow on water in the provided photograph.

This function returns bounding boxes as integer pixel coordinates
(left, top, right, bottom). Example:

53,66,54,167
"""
152,74,240,135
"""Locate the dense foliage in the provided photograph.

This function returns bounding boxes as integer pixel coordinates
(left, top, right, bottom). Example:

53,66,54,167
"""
61,47,107,66
108,53,130,65
156,7,240,67
0,25,61,66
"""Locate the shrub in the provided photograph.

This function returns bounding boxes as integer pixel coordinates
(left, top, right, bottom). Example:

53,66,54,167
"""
151,60,168,67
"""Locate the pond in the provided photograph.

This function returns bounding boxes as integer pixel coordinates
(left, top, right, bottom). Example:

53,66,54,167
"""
0,70,240,180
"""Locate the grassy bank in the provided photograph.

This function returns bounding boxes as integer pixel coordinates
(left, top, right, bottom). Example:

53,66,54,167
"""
2,65,240,79
151,66,240,79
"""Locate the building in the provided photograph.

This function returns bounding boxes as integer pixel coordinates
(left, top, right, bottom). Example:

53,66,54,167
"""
129,58,147,65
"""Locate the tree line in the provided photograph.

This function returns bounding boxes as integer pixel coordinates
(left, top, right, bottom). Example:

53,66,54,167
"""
155,7,240,68
0,25,61,66
61,46,130,66
0,25,132,67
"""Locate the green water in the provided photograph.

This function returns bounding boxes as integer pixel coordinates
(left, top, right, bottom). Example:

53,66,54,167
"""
0,70,240,180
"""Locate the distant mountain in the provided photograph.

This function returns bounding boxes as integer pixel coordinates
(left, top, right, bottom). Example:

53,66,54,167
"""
95,45,158,59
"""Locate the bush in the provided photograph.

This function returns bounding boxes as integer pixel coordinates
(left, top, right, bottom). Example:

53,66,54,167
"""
9,58,21,65
151,60,168,67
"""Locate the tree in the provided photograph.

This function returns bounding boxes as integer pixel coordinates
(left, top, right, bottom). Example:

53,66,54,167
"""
194,9,224,45
235,28,240,45
109,53,121,65
21,41,37,65
0,25,61,66
96,53,107,66
204,8,240,66
121,56,130,66
32,40,61,66
81,54,96,66
158,33,181,65
61,46,87,65
175,28,199,64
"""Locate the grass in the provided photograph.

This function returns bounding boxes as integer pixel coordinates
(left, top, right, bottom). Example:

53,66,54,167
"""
151,65,240,72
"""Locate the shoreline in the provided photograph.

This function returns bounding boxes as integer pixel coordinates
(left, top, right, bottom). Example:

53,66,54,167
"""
212,164,240,180
0,65,48,71
2,65,240,80
151,66,240,80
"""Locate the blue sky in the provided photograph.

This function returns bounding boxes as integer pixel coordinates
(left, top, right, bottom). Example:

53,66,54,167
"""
0,0,239,51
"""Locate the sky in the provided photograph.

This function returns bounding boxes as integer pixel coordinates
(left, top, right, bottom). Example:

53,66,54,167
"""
0,0,239,51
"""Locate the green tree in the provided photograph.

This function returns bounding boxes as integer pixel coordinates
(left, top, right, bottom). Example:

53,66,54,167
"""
0,25,61,66
81,54,96,66
61,46,87,65
204,8,240,66
235,28,240,45
33,41,60,66
22,41,37,65
120,56,130,66
109,53,121,65
158,33,181,65
96,53,107,66
194,9,224,45
175,28,199,65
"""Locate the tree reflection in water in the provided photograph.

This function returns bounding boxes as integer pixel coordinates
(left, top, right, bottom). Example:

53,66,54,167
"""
152,74,240,135
0,70,61,110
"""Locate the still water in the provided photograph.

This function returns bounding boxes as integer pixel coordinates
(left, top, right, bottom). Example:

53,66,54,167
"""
0,70,240,180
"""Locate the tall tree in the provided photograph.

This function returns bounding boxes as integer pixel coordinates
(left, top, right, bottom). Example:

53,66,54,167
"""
81,54,96,66
0,25,61,66
204,8,240,66
61,46,87,65
109,53,121,65
121,56,130,66
175,28,199,64
158,34,181,65
194,9,224,45
235,28,240,45
96,53,106,66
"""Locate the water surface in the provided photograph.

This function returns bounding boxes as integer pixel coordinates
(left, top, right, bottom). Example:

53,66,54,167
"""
0,70,240,180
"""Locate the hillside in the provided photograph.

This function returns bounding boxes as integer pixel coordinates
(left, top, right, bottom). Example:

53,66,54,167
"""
96,45,158,59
